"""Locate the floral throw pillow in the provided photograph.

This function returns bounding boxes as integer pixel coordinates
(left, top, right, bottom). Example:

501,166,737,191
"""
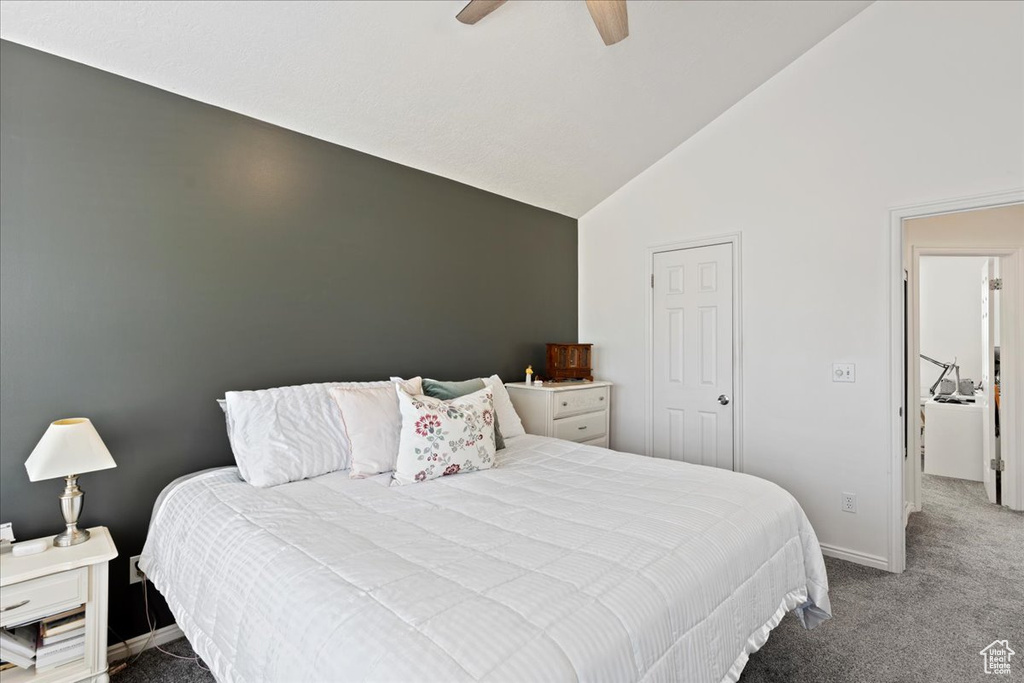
393,386,496,485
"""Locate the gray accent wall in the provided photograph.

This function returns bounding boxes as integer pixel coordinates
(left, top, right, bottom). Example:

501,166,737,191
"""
0,41,577,639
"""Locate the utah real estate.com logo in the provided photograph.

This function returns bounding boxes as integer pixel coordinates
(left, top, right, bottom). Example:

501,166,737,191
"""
980,640,1015,675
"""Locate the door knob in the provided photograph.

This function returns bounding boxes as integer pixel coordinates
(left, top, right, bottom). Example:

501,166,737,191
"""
718,394,730,406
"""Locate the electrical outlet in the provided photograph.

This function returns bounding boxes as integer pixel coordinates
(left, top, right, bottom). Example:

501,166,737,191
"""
129,555,144,584
841,492,857,513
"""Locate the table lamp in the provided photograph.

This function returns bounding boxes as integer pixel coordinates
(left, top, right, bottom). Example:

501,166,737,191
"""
24,418,117,547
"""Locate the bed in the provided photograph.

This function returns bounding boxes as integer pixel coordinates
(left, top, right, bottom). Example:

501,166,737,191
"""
140,434,830,683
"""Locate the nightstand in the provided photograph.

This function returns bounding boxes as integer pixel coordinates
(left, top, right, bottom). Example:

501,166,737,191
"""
0,527,118,683
505,381,612,447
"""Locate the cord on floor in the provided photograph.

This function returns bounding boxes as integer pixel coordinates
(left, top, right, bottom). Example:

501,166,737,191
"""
106,568,210,678
141,568,210,672
107,627,131,676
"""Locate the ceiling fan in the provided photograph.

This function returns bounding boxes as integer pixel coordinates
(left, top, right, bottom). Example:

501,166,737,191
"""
457,0,629,46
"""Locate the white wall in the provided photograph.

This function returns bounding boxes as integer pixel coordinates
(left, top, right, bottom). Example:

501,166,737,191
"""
579,1,1023,566
919,257,989,395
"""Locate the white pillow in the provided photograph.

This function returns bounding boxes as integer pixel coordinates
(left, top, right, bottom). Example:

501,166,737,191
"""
222,379,419,487
329,377,423,478
482,375,525,438
223,382,352,487
393,386,496,485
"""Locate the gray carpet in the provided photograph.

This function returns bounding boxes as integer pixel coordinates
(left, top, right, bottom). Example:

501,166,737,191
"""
742,475,1023,682
112,475,1023,682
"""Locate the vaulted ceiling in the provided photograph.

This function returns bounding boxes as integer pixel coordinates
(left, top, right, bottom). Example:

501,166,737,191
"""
0,1,871,217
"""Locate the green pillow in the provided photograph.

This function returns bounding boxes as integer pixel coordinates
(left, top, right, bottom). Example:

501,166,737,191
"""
422,378,484,400
422,378,505,450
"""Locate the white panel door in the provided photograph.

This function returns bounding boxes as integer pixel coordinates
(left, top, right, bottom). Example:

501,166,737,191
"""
981,259,997,504
652,243,734,469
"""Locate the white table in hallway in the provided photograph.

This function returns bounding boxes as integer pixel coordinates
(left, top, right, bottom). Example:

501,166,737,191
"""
923,394,987,482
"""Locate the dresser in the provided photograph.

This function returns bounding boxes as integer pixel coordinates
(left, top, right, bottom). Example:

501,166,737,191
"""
505,381,611,448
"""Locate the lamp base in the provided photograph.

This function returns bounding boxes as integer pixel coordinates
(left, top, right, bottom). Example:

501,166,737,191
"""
54,526,91,547
54,474,90,547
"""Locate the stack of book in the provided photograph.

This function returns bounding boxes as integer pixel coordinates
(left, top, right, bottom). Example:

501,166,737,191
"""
0,625,36,670
0,605,87,672
36,606,87,670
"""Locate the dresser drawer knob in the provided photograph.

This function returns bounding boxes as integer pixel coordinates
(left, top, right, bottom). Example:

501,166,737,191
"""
599,396,605,401
578,426,588,430
562,401,568,407
1,599,30,612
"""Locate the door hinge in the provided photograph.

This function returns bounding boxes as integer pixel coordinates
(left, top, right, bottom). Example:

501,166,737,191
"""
990,278,1003,291
991,458,1005,471
651,273,654,289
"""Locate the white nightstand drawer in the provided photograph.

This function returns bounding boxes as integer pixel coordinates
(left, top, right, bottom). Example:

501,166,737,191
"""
506,381,611,446
0,567,88,626
553,411,607,442
552,386,609,418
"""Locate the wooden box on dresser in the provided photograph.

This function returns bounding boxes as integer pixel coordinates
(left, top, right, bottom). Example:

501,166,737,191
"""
0,527,117,683
505,381,612,448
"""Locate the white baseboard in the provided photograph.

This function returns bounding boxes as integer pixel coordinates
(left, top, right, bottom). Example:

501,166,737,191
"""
108,623,184,662
903,501,913,526
819,543,889,571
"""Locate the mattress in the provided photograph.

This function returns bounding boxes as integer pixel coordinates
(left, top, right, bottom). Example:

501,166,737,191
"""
140,435,830,683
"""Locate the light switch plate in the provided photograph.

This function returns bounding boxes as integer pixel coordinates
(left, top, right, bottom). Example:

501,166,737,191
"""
833,363,856,383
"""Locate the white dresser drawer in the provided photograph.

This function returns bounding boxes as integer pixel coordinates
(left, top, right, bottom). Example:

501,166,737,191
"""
553,410,607,442
552,386,609,418
0,567,88,626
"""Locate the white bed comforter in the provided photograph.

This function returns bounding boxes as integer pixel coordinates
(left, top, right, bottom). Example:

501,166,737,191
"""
140,435,830,683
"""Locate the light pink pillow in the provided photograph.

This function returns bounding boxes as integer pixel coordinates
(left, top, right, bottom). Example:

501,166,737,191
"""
329,377,422,478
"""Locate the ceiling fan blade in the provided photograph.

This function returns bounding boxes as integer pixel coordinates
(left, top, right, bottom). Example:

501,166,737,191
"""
585,0,629,46
456,0,508,25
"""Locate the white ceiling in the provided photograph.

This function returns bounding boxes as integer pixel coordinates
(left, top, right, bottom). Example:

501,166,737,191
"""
0,0,871,217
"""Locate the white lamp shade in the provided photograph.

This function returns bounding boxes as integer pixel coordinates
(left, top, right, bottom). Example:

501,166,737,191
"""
25,418,117,481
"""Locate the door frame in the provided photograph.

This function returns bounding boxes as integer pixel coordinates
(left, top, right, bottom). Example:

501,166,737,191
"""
645,233,743,471
910,247,1017,507
888,189,1024,573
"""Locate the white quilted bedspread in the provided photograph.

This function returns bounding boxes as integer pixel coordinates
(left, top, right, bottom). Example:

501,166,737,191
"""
140,435,830,683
